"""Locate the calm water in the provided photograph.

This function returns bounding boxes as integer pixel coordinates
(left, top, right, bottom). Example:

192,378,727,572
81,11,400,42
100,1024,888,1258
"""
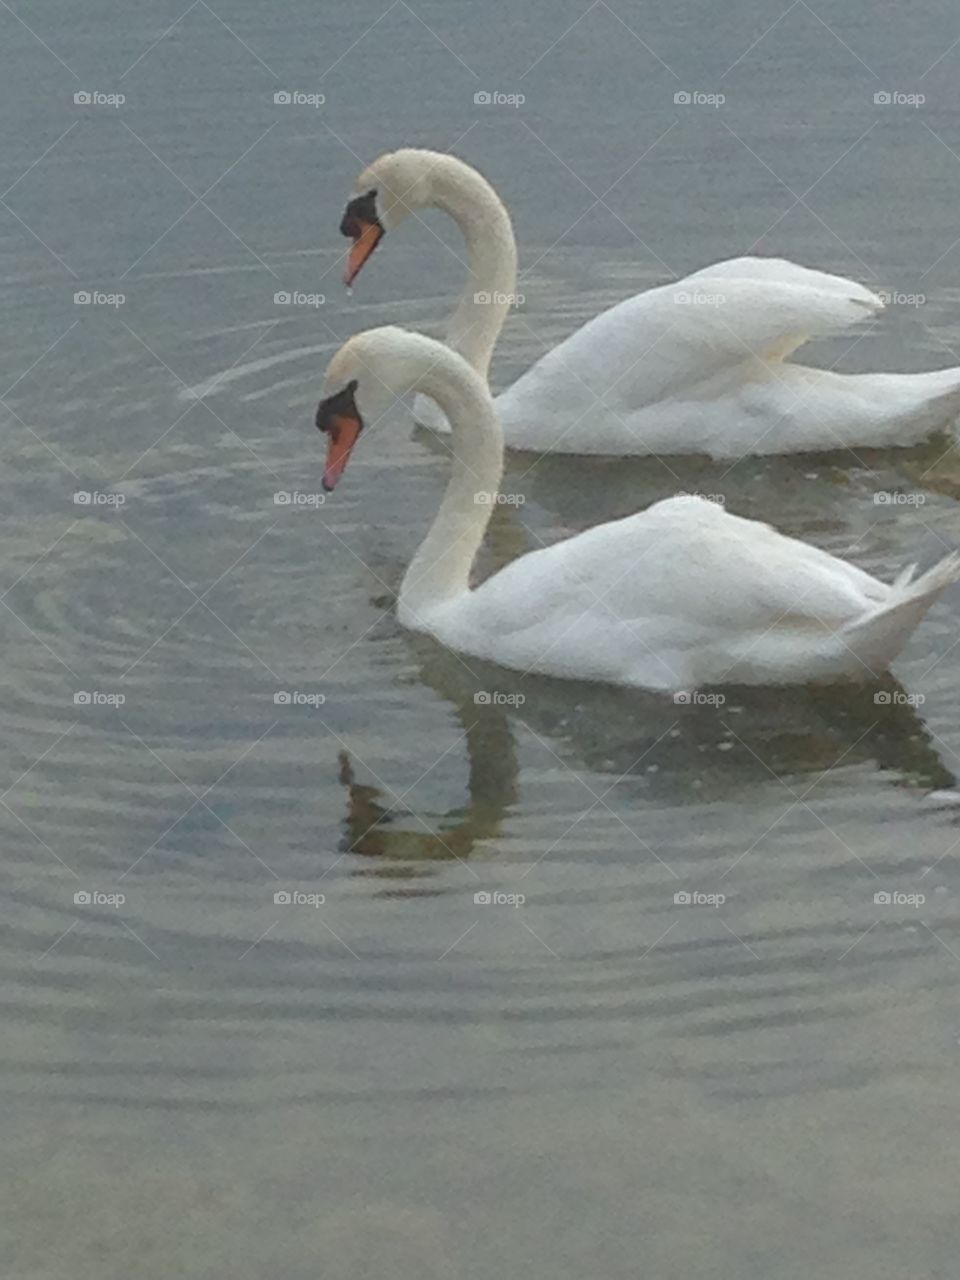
4,1,960,1275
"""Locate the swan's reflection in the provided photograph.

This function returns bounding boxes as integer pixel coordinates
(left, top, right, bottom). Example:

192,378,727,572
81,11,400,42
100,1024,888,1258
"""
337,647,518,872
337,634,954,873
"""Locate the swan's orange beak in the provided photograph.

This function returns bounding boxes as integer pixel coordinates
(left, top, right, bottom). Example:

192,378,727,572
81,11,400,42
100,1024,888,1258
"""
343,221,384,286
316,381,363,492
322,413,361,490
340,191,384,287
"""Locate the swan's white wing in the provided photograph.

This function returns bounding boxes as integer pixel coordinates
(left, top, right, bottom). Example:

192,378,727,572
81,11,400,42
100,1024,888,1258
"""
684,256,883,360
441,497,888,688
471,497,883,631
498,257,883,422
686,255,881,304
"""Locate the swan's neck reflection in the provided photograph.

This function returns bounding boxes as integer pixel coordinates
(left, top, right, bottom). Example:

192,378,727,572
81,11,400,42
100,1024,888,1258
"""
338,689,517,870
335,634,954,877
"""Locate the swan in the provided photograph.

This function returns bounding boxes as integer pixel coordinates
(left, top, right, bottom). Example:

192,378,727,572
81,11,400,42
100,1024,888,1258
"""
338,149,960,457
315,326,960,692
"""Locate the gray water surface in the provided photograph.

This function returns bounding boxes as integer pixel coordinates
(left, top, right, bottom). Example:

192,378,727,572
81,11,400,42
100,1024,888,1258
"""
4,1,960,1276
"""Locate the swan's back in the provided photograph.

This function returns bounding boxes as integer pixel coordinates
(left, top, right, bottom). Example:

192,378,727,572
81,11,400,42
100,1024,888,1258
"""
685,255,880,303
498,258,883,427
467,497,881,627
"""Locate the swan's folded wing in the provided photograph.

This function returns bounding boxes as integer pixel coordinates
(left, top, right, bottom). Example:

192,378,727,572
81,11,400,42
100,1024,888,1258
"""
682,256,883,360
467,497,885,646
685,255,881,305
501,257,884,417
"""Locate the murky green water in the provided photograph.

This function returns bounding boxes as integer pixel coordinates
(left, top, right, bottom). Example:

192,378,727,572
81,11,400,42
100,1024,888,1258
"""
3,1,960,1275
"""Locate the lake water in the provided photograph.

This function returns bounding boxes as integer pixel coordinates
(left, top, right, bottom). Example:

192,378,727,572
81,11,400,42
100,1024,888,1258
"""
3,1,960,1275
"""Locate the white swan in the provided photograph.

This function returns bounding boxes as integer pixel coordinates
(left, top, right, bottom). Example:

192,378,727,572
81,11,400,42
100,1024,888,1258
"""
339,149,960,457
315,326,960,691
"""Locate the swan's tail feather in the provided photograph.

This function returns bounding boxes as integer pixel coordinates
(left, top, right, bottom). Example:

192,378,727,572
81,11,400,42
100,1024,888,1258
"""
894,550,960,598
815,366,960,447
879,367,960,439
911,370,960,433
892,561,918,591
841,552,960,673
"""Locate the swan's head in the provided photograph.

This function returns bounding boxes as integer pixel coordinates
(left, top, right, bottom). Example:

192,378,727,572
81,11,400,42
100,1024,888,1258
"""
315,326,435,491
339,149,447,286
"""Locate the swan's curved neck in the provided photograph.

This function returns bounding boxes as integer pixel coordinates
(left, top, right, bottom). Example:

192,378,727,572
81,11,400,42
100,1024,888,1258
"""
428,158,518,377
399,348,503,623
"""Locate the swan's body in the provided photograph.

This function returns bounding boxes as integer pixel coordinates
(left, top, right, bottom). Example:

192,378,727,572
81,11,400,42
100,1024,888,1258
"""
316,327,960,692
341,150,960,457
